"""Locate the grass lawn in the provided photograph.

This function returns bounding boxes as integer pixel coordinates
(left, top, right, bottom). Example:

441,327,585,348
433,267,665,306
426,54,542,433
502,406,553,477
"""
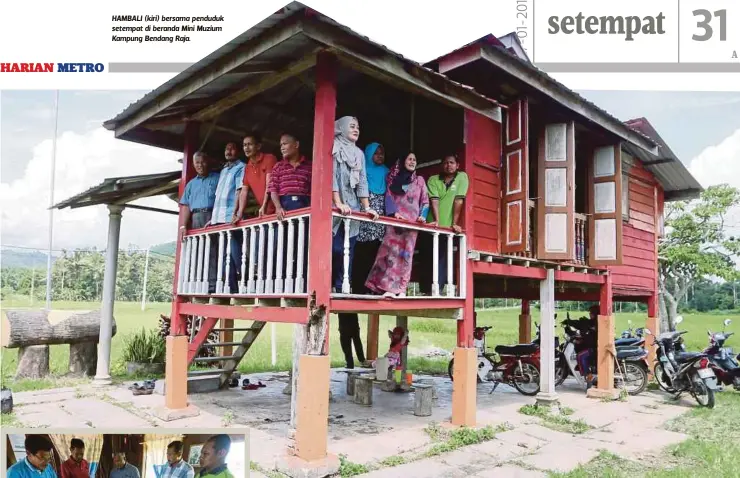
554,391,740,478
2,295,739,392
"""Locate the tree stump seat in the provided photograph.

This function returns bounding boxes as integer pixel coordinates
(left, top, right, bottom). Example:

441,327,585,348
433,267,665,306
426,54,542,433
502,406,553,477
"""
2,309,116,379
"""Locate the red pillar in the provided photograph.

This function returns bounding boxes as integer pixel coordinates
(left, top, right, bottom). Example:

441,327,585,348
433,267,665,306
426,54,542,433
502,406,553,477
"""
170,121,199,336
307,51,337,353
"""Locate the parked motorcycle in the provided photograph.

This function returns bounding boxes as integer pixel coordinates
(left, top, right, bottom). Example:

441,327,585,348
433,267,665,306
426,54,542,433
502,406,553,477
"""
705,318,740,391
615,320,645,347
648,316,718,408
554,317,649,395
448,322,551,396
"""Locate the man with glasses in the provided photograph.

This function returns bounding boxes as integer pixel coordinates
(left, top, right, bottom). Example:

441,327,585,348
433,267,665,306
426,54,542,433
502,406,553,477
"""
110,452,140,478
7,435,57,478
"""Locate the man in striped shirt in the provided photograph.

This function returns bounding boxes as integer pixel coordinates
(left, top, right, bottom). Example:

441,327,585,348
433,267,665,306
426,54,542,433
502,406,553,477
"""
210,141,246,293
268,133,312,219
163,441,194,478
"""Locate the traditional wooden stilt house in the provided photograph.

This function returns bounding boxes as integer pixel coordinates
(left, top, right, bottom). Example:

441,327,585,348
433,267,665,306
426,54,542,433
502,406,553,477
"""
100,2,702,470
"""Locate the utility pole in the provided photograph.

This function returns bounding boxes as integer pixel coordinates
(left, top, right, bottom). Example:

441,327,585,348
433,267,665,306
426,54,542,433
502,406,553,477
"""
45,90,60,311
141,247,150,311
30,269,35,306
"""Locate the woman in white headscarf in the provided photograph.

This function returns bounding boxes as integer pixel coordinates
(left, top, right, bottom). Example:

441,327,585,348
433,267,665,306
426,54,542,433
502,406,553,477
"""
331,116,378,294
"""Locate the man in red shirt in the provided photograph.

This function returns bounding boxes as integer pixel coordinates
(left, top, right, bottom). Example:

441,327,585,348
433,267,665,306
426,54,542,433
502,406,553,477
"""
268,132,312,219
233,131,278,221
60,439,89,478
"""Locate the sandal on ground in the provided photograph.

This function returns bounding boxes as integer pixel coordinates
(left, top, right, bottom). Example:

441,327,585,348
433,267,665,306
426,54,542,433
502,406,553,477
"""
257,381,266,388
242,383,259,390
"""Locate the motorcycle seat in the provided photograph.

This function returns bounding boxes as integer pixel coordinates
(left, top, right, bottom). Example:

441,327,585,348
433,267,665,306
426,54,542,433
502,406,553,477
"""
675,351,705,363
495,344,538,356
615,338,642,347
616,346,646,359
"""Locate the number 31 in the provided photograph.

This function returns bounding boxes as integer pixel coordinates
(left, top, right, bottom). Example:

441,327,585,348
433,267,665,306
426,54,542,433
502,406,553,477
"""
693,9,727,41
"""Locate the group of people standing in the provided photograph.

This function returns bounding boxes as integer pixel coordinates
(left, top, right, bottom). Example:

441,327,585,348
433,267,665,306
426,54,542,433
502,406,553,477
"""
8,435,235,478
328,117,469,368
178,115,468,369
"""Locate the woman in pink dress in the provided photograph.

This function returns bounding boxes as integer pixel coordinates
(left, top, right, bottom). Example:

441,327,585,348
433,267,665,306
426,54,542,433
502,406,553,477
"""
365,152,429,297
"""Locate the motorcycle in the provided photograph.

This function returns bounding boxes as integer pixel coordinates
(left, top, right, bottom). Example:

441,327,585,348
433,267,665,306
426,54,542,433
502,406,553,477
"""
648,316,718,408
448,322,551,396
615,320,645,347
554,316,649,395
705,318,740,391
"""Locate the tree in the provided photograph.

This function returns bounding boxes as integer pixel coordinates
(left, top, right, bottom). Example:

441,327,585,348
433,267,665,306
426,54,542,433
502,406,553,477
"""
659,184,740,331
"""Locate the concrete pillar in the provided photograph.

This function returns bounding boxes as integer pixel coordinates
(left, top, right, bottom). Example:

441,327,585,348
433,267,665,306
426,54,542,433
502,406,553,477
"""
646,294,659,375
587,275,618,399
93,205,124,386
519,299,531,343
366,313,380,361
451,346,476,426
536,269,558,405
165,335,189,409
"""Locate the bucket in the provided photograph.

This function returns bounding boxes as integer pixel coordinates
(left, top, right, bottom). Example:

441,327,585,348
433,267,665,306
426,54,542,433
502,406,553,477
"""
375,357,389,381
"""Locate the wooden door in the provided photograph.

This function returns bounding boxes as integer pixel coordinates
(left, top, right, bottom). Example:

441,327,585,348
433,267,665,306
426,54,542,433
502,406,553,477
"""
588,144,624,266
501,99,529,254
537,122,575,260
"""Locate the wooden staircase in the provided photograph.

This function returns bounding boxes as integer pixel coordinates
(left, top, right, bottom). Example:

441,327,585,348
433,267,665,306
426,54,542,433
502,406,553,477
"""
187,319,267,389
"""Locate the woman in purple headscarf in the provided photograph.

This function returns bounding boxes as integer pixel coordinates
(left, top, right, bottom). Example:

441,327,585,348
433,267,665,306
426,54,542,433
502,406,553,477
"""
365,152,429,298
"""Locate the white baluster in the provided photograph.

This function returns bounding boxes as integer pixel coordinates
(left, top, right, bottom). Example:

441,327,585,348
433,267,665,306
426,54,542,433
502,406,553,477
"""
177,236,188,293
188,236,197,293
215,231,225,294
342,218,351,294
285,219,295,294
458,234,467,298
275,220,285,294
239,228,247,294
257,225,266,294
224,230,232,294
296,217,306,293
446,233,455,297
247,226,257,293
195,235,205,294
432,232,440,296
266,222,275,293
203,234,212,295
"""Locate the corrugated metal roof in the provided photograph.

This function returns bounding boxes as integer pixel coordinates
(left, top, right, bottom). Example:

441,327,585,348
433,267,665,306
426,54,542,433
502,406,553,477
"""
54,171,180,209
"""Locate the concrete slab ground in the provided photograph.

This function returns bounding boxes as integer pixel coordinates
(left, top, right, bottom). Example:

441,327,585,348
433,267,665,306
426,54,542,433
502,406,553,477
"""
7,370,693,477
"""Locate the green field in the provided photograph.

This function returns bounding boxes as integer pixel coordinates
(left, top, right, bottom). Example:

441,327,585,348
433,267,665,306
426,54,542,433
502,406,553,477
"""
2,296,739,392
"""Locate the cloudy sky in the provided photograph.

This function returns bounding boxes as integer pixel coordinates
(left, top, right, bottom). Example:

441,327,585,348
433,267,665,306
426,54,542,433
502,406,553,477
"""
3,88,739,252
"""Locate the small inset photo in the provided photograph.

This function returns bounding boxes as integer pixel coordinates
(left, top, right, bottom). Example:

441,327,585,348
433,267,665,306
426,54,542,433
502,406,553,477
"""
3,431,247,478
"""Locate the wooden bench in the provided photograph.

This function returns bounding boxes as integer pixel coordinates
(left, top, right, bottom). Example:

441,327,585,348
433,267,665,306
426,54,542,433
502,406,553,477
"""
2,309,116,379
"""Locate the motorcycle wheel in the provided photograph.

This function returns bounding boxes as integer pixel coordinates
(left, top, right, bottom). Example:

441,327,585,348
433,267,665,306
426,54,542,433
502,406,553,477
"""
618,362,648,395
448,358,483,383
692,378,715,409
512,362,541,396
654,363,677,393
554,359,568,387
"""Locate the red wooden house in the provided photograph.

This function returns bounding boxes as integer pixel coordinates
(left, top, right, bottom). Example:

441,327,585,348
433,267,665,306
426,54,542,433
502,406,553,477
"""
101,2,701,470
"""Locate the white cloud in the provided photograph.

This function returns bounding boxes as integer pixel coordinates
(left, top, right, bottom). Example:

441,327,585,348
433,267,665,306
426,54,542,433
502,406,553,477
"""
688,128,740,232
0,127,181,251
689,128,740,190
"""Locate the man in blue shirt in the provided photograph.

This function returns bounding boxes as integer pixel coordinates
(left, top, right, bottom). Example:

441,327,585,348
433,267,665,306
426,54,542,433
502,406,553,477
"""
110,452,140,478
210,141,246,294
180,151,220,293
7,435,57,478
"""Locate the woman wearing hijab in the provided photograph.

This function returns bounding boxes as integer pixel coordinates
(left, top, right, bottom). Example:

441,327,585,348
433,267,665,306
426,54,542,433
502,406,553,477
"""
365,152,429,297
331,116,378,293
337,142,388,369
